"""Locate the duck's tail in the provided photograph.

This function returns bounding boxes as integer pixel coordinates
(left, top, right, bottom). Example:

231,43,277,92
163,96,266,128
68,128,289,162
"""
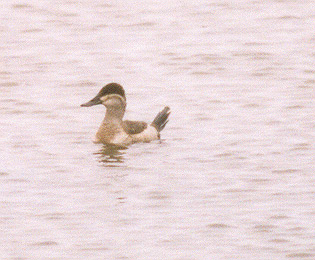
151,106,171,132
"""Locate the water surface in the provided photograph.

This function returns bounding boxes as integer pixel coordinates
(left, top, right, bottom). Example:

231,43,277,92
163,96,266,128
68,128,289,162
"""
1,1,315,259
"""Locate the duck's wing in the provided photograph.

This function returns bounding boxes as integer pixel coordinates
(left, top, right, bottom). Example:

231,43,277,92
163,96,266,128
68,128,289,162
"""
122,120,148,135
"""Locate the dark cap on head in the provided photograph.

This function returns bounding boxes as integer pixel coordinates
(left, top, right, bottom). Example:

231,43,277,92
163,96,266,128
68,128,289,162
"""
97,83,125,99
81,83,126,107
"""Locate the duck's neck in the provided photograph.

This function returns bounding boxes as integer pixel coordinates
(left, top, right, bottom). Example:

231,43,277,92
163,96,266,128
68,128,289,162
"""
103,106,125,123
95,107,126,143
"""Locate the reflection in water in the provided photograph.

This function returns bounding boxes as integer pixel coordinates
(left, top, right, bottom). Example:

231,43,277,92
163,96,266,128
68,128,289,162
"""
94,144,127,167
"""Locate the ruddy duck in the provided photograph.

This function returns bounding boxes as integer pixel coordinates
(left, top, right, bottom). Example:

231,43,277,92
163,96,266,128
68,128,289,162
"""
81,83,170,146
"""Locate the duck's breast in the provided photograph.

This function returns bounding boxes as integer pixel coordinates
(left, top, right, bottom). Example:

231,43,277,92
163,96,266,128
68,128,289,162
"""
95,122,130,145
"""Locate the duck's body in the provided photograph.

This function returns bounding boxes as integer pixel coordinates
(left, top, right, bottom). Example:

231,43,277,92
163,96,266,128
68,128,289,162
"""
81,83,170,146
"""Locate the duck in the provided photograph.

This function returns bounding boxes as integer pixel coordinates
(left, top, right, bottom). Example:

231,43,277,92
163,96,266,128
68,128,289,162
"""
81,83,170,146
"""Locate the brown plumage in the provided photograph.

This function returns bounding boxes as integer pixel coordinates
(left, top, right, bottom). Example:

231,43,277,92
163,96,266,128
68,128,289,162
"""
81,83,170,145
122,120,148,135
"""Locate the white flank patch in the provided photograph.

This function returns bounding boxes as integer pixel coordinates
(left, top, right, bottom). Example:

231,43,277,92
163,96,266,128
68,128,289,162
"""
131,126,159,143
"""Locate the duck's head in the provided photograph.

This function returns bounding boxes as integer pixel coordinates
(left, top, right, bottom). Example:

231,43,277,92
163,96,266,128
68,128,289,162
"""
81,83,126,109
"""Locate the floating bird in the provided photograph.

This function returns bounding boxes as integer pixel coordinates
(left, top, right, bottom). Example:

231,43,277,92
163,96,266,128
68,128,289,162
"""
81,83,170,146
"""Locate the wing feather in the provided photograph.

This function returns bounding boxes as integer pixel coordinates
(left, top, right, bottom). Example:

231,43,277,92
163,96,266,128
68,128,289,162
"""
122,120,148,135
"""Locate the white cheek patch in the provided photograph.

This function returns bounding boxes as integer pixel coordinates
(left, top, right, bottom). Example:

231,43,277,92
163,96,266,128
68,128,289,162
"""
107,99,120,107
100,94,126,107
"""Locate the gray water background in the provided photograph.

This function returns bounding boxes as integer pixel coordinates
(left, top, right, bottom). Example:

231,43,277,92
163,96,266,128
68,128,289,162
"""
1,0,315,259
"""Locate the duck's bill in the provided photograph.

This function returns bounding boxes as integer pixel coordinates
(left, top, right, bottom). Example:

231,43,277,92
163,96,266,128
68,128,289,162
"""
80,97,101,107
